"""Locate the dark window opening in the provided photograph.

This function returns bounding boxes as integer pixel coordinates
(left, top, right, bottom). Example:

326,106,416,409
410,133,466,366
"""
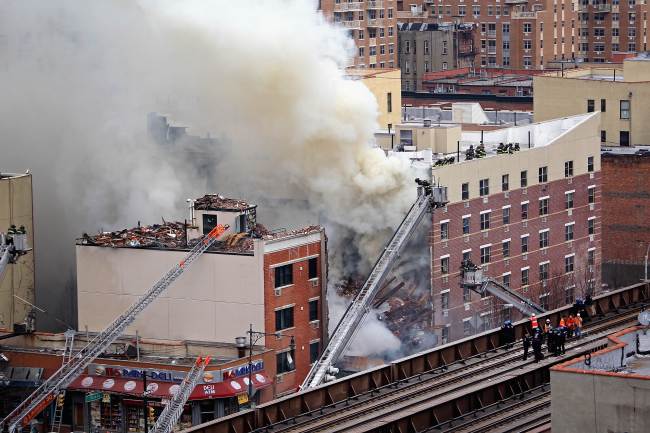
275,264,293,288
276,350,296,374
310,341,320,364
202,214,218,235
275,307,294,331
308,257,318,280
308,299,319,322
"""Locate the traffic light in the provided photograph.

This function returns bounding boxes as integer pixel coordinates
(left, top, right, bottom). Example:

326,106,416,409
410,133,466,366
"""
56,393,65,408
147,406,155,423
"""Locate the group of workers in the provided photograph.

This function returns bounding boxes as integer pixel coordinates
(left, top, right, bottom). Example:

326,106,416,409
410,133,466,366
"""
519,313,584,362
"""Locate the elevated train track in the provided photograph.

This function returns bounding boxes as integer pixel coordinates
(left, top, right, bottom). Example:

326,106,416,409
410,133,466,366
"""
184,281,649,433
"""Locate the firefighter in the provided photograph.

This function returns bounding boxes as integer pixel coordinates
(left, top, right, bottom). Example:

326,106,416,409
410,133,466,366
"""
532,332,543,363
522,331,532,361
546,326,556,355
558,318,567,355
574,313,583,338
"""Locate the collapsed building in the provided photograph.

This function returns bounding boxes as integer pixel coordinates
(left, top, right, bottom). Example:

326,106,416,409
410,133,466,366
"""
76,194,327,402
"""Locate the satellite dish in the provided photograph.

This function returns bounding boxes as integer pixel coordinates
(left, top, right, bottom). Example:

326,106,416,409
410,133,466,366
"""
638,311,650,326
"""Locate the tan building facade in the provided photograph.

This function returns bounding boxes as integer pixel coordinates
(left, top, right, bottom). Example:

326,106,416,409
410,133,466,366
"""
534,55,650,146
0,173,35,330
320,0,399,68
347,67,402,130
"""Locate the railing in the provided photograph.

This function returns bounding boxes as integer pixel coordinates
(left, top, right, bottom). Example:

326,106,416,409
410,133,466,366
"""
366,18,385,27
340,20,362,29
512,11,537,18
597,4,612,12
333,2,363,12
366,0,384,9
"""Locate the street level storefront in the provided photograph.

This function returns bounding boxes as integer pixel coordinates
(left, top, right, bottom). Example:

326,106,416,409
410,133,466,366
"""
63,361,271,432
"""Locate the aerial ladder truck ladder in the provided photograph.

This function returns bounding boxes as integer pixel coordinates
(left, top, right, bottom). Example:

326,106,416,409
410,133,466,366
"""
459,260,545,316
152,357,210,433
301,179,448,389
0,224,229,433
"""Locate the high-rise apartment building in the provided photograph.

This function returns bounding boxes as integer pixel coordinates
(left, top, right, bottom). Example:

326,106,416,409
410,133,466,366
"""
319,0,399,68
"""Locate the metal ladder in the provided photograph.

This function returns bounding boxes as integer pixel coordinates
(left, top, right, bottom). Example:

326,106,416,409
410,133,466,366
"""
480,279,545,316
152,357,209,433
50,330,76,433
302,182,447,389
1,225,228,433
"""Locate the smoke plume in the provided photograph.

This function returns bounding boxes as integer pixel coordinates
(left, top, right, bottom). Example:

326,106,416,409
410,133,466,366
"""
1,0,417,356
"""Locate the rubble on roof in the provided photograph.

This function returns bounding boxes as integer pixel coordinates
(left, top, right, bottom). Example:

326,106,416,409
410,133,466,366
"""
80,222,188,249
194,194,251,211
260,225,322,241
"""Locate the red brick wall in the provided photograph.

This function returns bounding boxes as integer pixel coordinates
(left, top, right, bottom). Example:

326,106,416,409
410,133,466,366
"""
602,154,650,264
432,171,602,342
263,240,325,396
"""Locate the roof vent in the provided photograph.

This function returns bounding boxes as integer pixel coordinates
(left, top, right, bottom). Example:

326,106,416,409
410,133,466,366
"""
423,119,432,127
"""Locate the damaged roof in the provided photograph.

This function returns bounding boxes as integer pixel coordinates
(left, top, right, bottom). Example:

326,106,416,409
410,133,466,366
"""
193,194,254,212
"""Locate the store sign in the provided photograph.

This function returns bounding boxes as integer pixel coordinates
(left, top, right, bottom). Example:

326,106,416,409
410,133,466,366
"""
89,364,185,383
84,392,103,403
222,360,264,380
237,393,249,405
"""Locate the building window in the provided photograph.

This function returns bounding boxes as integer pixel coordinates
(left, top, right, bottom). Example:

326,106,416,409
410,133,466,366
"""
440,222,449,240
480,246,491,264
565,192,574,209
308,257,318,280
387,92,392,114
442,325,449,343
441,291,449,310
520,170,528,187
441,256,450,274
503,240,510,258
521,268,530,286
564,161,574,178
588,186,595,204
521,235,529,253
358,29,364,40
588,218,595,235
502,207,510,225
502,273,511,288
462,216,470,234
463,319,472,336
539,198,549,216
502,174,509,191
565,223,574,241
276,349,296,374
587,99,594,112
275,264,293,288
620,131,630,147
521,202,529,220
463,286,472,302
473,5,480,15
462,250,471,262
405,40,410,54
601,130,607,143
309,341,320,364
480,212,491,230
275,306,294,331
309,299,319,322
462,182,469,200
588,249,595,266
523,23,532,33
423,40,429,54
565,255,575,273
539,293,550,310
601,99,606,112
539,262,549,282
539,230,549,248
202,214,218,235
539,166,548,183
565,286,575,305
620,100,630,119
588,156,594,172
479,178,490,196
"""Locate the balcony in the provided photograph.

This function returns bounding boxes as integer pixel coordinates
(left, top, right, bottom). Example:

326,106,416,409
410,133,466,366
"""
396,10,427,18
366,18,385,27
505,0,528,3
612,36,619,43
333,2,363,12
597,4,611,12
369,37,377,46
366,0,384,9
512,11,537,18
487,30,497,37
339,20,362,30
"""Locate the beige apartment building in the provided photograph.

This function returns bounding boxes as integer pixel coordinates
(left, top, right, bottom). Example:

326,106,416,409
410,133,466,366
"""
347,67,402,130
534,53,650,146
0,172,35,330
320,0,399,68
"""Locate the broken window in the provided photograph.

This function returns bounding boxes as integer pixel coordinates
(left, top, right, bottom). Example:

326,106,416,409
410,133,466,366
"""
309,299,319,322
308,257,318,280
202,214,218,235
309,341,320,364
276,349,296,374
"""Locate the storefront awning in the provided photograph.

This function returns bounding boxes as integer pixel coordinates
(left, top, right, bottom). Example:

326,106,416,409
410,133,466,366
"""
67,373,272,400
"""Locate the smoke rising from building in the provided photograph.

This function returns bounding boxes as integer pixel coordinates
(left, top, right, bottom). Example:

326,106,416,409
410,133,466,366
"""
1,1,418,355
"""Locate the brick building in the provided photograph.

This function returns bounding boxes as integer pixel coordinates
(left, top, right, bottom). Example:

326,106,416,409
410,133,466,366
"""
601,150,650,287
398,22,476,91
319,0,399,68
397,112,602,342
76,195,327,398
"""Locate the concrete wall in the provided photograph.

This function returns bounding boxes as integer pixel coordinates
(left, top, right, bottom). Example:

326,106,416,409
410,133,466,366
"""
534,66,650,146
76,243,265,343
0,173,35,329
357,68,402,130
551,371,650,433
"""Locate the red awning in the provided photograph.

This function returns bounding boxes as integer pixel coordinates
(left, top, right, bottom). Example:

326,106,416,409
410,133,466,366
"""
67,373,272,400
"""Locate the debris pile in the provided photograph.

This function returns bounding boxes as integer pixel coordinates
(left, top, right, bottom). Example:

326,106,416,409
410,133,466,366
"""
261,225,322,241
80,222,187,248
194,194,251,211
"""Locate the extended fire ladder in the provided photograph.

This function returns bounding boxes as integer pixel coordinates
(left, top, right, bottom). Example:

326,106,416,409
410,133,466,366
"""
460,262,545,316
50,330,76,433
1,225,228,433
0,231,29,284
301,179,448,389
152,357,210,433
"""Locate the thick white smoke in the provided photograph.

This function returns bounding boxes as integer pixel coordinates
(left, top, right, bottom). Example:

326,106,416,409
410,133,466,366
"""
1,1,416,355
